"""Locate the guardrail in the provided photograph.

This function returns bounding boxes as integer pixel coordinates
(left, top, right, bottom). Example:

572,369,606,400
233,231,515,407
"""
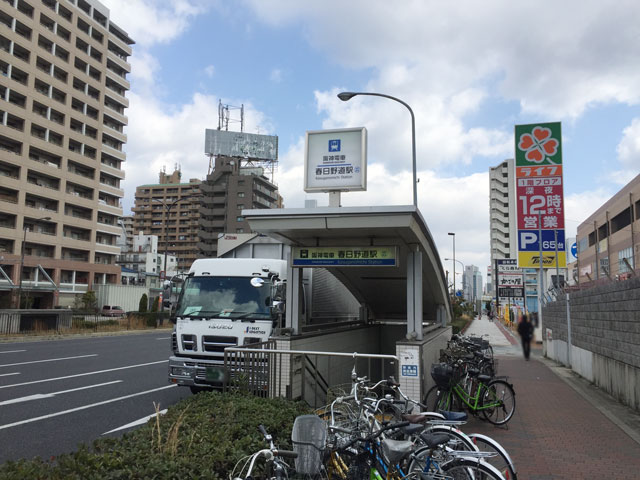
224,345,398,408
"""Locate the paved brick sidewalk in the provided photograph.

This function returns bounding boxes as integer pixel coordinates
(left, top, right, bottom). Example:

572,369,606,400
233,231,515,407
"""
464,353,640,479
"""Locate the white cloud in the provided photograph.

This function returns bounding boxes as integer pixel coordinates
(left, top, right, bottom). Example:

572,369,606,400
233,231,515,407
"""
270,68,283,83
245,0,640,119
564,188,616,236
101,0,207,47
204,65,215,78
617,118,640,167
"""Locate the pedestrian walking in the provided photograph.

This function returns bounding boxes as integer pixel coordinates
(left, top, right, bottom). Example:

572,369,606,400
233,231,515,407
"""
517,313,534,360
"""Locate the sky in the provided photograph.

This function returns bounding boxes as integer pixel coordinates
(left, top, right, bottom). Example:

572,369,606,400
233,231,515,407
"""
100,0,640,282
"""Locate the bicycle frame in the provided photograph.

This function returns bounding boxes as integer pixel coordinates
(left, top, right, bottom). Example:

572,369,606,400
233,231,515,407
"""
441,379,502,413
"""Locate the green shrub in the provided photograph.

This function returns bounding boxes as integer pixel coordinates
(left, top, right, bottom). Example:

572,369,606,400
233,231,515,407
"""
151,296,159,312
139,294,148,313
0,392,311,479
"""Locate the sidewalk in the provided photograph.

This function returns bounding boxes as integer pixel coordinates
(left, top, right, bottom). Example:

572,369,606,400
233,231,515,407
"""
463,315,640,479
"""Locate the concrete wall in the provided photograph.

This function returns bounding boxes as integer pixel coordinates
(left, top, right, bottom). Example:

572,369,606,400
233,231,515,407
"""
273,323,451,407
94,284,158,312
542,276,640,411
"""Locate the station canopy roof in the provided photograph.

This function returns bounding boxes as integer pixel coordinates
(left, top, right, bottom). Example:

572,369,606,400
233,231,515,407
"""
244,206,450,321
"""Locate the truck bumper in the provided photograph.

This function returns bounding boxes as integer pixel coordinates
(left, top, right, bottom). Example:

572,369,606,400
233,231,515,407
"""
168,356,226,388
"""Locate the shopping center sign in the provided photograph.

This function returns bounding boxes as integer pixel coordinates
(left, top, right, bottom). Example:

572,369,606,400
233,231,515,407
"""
515,122,566,269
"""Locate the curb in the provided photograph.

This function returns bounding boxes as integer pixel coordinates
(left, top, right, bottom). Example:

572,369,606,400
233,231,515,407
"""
0,327,173,344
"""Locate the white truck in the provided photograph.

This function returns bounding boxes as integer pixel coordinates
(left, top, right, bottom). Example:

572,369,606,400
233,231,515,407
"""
167,257,286,393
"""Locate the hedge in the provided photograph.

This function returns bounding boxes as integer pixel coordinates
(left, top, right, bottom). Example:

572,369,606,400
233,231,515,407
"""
0,392,311,479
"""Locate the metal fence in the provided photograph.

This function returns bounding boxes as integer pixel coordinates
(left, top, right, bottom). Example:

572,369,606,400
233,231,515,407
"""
224,344,398,408
0,309,170,336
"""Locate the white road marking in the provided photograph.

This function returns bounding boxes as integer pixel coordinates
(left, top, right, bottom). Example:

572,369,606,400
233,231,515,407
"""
0,354,97,368
156,337,170,340
0,360,167,389
0,350,26,354
102,409,168,435
0,385,177,431
0,380,123,406
0,372,20,377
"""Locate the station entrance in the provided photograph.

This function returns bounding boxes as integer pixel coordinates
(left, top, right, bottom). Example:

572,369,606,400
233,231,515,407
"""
226,205,453,406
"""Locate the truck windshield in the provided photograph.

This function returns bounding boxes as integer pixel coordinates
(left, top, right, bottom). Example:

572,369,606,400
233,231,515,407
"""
175,276,272,319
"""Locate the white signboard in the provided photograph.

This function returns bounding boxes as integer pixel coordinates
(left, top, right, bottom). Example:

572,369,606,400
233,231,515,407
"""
304,127,367,192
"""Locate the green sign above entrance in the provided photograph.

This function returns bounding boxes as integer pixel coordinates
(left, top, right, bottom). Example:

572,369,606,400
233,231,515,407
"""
292,246,397,267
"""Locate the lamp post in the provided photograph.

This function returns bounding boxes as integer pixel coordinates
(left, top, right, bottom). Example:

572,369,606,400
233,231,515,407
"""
152,194,201,310
445,257,465,298
448,232,456,296
17,216,51,309
337,91,417,207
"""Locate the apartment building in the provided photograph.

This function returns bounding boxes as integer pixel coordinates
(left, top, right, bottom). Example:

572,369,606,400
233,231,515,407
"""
198,155,281,258
130,169,201,275
576,174,639,284
489,160,517,272
0,0,132,308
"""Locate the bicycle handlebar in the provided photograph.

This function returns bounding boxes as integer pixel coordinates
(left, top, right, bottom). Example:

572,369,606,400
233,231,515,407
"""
274,449,298,459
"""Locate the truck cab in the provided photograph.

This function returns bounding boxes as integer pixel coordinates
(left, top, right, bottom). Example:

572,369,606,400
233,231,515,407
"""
168,258,286,392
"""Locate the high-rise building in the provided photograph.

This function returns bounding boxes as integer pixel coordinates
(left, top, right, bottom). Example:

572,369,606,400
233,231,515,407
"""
130,169,201,275
0,0,132,308
489,160,517,294
463,265,483,305
198,155,281,258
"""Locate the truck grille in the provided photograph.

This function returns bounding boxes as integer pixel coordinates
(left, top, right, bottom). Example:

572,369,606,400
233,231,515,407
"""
202,335,238,353
181,334,196,351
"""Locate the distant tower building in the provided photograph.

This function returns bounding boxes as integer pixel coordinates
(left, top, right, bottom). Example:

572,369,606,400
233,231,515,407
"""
130,168,201,274
198,156,281,258
489,160,517,298
199,126,281,258
463,265,483,304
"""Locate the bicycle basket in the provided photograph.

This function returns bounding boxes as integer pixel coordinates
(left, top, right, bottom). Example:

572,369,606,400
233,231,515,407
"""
291,414,327,475
431,362,457,388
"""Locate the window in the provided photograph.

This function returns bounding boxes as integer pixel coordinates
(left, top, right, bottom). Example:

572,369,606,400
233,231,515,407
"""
618,247,634,274
236,216,243,222
238,192,245,198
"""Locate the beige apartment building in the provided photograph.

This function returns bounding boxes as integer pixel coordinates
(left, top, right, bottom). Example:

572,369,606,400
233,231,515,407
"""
130,169,202,275
0,0,132,308
576,174,640,284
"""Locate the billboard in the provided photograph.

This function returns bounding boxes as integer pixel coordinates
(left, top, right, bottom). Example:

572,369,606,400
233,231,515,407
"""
304,127,367,192
496,259,524,299
204,129,278,162
515,122,566,269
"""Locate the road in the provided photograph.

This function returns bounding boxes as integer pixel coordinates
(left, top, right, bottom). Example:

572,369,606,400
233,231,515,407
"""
0,331,191,463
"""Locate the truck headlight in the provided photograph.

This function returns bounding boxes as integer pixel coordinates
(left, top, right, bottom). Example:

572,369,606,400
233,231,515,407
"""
171,366,191,377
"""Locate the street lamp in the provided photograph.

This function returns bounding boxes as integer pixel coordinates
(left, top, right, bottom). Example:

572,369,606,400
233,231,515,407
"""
448,233,456,296
152,194,201,309
17,216,51,309
445,257,465,297
337,91,418,207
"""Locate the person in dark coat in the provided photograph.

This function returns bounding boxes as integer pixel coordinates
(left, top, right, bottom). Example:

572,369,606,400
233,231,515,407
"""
517,313,534,360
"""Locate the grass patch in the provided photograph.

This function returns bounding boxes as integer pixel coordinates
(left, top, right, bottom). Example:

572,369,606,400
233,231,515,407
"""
0,391,311,479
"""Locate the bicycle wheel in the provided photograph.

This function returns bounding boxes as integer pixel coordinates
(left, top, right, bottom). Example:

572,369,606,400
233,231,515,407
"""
481,380,516,425
440,457,505,479
407,429,477,474
422,385,442,412
469,433,517,480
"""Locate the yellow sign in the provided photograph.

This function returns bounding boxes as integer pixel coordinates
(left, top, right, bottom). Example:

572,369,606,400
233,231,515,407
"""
518,251,567,269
